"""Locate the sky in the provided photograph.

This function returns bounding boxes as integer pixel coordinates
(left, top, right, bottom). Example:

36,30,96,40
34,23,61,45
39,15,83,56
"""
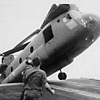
0,0,100,80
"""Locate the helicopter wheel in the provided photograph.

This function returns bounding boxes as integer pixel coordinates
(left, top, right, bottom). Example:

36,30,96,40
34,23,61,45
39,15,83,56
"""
58,71,67,80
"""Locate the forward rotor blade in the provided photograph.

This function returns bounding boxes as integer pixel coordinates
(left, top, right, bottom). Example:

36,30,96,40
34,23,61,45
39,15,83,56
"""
40,4,57,29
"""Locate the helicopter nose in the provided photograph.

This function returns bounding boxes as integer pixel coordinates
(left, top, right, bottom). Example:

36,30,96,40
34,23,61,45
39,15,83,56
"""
83,14,100,39
85,17,97,31
80,14,100,43
83,14,100,31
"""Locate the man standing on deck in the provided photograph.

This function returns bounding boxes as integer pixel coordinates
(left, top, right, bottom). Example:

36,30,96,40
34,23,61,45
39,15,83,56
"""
21,56,55,100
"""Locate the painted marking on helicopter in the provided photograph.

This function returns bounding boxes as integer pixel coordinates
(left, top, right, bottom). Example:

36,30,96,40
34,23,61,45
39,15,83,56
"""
66,20,78,29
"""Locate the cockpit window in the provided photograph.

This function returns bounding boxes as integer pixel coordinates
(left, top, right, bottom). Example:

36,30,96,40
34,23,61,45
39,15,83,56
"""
43,25,54,43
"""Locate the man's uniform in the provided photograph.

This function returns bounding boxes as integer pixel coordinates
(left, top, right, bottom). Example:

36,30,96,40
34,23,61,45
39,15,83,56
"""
23,67,47,100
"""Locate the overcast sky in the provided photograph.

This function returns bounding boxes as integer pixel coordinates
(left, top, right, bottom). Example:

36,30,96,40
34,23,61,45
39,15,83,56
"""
0,0,100,80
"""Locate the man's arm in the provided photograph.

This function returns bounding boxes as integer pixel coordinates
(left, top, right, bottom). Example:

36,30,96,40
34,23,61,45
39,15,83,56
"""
41,70,55,95
44,82,55,95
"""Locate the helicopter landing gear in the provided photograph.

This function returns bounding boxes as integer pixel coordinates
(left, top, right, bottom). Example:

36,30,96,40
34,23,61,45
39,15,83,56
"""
58,70,67,80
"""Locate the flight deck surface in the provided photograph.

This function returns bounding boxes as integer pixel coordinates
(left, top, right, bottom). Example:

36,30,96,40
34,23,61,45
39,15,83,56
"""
0,78,100,100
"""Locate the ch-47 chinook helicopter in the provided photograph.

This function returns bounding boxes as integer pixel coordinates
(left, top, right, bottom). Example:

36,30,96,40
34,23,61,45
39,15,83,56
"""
0,3,100,83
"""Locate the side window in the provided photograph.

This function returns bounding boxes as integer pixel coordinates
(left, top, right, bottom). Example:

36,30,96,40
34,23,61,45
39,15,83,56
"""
43,25,54,43
11,67,13,72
